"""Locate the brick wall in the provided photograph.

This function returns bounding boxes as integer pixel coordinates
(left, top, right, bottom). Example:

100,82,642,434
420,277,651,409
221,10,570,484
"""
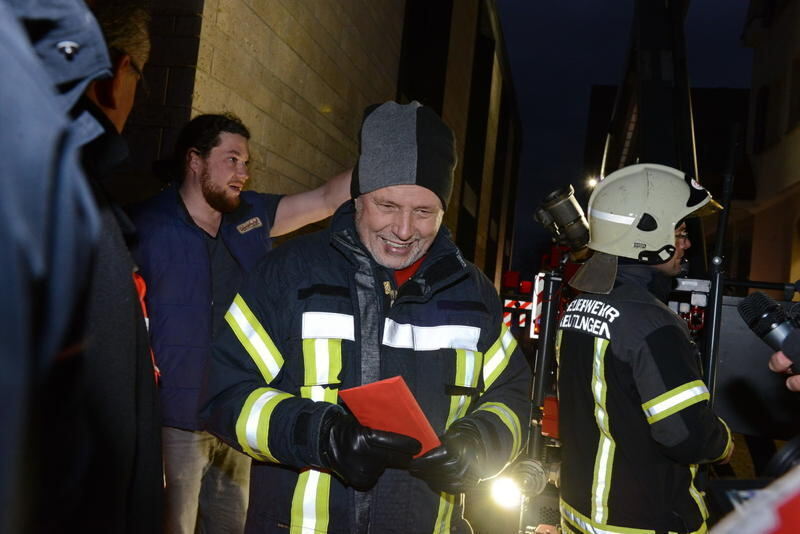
124,0,405,201
193,0,405,195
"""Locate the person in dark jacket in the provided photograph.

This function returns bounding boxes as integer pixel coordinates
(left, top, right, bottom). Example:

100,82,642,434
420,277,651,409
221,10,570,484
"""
32,1,163,533
130,113,351,534
201,100,531,534
0,1,108,531
557,163,734,534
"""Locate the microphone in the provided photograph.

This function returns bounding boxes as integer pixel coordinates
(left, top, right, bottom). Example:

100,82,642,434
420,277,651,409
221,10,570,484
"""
737,292,800,368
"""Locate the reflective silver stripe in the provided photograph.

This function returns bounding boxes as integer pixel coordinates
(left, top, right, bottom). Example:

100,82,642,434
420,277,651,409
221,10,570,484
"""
462,350,479,388
245,390,280,453
301,469,321,532
590,208,635,225
301,311,355,341
314,339,331,385
591,338,613,524
382,318,480,351
642,380,709,424
227,296,283,381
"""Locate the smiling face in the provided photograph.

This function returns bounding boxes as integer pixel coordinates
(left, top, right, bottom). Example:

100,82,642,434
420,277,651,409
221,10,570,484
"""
653,222,691,277
197,132,250,213
354,184,444,269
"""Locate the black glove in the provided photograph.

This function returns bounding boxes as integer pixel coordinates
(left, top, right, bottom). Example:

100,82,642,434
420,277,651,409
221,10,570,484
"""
319,409,421,490
409,418,486,494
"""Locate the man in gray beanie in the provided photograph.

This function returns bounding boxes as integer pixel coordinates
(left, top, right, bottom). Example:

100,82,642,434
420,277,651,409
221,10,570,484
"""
201,100,531,533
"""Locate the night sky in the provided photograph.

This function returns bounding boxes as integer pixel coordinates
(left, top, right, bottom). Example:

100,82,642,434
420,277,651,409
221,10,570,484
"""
495,0,752,278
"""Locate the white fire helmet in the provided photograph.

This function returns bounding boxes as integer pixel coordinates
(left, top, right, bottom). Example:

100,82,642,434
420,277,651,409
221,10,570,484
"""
569,163,721,294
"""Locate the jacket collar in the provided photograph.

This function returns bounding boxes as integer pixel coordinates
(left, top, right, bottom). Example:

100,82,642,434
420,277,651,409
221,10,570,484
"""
615,263,673,303
329,201,469,302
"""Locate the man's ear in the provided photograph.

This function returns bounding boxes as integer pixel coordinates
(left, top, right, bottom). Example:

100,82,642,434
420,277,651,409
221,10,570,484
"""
94,54,132,110
187,149,203,175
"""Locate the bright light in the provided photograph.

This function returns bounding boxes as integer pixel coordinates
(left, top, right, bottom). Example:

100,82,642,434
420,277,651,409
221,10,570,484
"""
587,177,599,188
490,476,522,509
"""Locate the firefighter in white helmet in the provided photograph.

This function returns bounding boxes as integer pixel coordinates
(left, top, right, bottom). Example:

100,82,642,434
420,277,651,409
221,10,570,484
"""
556,163,733,534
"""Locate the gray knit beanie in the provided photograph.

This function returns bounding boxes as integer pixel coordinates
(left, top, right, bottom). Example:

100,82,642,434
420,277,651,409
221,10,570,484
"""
351,101,457,209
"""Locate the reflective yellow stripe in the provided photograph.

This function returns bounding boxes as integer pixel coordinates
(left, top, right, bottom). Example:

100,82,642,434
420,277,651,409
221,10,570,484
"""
560,498,657,534
235,387,292,462
455,349,482,388
302,338,343,386
591,338,614,524
435,351,483,531
289,339,343,533
555,329,563,366
483,324,518,389
444,350,482,432
688,464,708,521
432,492,456,534
474,401,522,462
641,380,709,424
290,462,333,534
226,294,284,382
713,418,733,462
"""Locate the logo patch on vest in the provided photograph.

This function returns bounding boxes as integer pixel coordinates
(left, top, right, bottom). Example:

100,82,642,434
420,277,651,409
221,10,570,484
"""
237,217,263,234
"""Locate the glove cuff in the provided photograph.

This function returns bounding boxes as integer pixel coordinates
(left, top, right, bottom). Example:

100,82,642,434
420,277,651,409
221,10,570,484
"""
292,402,344,468
447,417,488,475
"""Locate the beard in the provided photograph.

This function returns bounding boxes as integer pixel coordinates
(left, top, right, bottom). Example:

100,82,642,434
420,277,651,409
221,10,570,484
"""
201,169,240,213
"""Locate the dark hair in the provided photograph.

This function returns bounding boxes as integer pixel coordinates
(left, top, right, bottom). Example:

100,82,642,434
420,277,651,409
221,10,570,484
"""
174,113,251,176
91,0,152,69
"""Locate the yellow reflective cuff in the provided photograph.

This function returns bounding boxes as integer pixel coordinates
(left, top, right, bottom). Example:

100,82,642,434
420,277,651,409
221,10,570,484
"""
475,401,522,462
235,387,292,463
483,324,518,390
642,380,710,424
226,294,284,382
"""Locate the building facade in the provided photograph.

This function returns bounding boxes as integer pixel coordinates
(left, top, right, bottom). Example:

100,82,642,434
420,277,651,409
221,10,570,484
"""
124,0,520,288
743,0,800,289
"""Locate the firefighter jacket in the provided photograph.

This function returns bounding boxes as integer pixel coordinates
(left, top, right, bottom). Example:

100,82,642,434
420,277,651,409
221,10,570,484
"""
556,264,733,534
130,185,282,429
201,201,531,534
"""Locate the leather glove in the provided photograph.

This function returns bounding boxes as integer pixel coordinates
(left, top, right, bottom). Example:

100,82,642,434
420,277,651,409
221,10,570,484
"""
409,418,486,494
319,409,421,490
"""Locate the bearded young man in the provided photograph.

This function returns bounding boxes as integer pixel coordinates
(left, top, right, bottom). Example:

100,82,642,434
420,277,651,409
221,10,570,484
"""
129,113,351,534
201,101,531,533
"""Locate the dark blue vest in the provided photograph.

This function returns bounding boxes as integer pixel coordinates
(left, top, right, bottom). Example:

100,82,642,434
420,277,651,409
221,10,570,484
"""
130,186,281,429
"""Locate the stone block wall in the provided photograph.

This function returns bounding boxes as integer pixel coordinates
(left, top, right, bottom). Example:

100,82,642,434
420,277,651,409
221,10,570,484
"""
193,0,405,195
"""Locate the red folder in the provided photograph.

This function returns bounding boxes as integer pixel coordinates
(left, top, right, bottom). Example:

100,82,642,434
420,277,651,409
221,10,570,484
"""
339,376,441,457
